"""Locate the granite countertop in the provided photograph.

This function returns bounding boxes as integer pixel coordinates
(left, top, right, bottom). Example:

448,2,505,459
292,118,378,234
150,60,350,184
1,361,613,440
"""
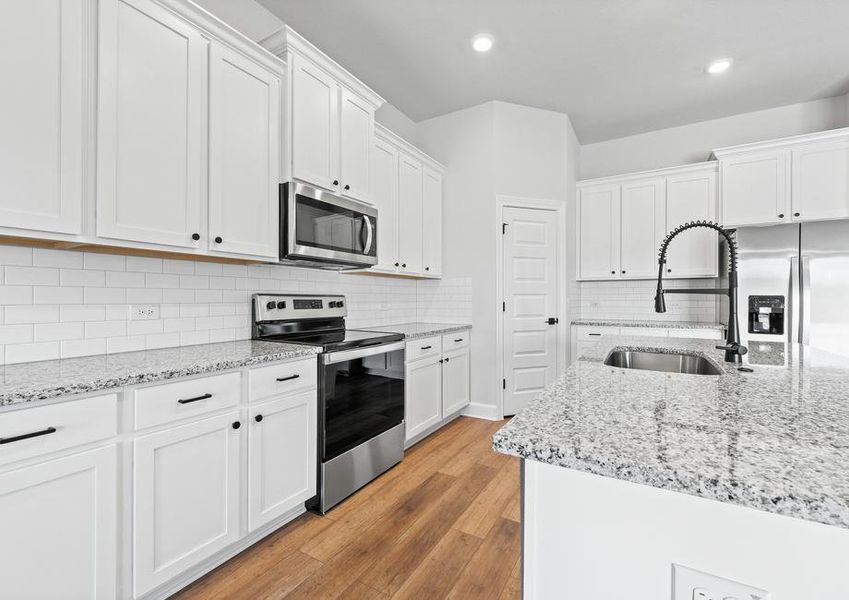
0,341,319,408
572,318,726,331
493,335,849,529
363,322,472,340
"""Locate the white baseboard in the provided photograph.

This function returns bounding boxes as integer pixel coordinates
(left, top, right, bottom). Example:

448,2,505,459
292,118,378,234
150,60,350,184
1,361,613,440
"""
462,402,501,420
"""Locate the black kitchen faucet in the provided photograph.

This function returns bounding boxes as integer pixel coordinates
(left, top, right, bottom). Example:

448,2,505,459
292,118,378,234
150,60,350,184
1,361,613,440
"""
654,220,748,364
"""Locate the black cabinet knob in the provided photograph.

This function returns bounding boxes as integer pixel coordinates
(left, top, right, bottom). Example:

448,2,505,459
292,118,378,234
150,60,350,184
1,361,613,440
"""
394,262,399,267
214,236,223,244
439,359,444,363
344,184,350,190
425,267,430,271
621,270,626,274
667,268,672,273
402,263,407,268
778,214,785,219
276,301,286,309
191,233,200,241
255,415,263,423
232,421,241,430
610,270,616,274
444,357,450,363
332,179,339,186
266,301,276,310
794,212,801,217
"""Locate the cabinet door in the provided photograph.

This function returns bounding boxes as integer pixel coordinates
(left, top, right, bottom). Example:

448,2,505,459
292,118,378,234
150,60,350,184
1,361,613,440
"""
291,54,339,192
209,42,281,258
248,391,316,532
620,178,665,278
665,170,718,278
398,153,424,275
405,356,442,442
792,139,849,222
0,1,84,234
134,412,241,597
97,0,205,248
720,151,789,227
442,349,470,416
340,89,373,202
372,137,400,271
422,167,443,277
578,184,620,279
0,446,117,599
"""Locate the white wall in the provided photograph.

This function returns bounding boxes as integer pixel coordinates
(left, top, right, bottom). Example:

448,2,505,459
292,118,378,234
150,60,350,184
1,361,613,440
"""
581,94,849,179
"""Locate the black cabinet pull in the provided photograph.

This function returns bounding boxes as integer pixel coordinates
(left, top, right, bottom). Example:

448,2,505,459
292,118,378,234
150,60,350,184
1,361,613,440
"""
588,333,602,337
255,414,263,423
177,393,212,405
276,374,300,382
454,338,463,342
214,236,223,244
0,426,57,445
191,232,200,241
421,345,432,350
232,421,241,430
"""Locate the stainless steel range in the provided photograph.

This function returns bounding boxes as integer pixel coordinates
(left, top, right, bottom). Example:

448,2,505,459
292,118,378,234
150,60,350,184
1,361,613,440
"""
251,294,405,513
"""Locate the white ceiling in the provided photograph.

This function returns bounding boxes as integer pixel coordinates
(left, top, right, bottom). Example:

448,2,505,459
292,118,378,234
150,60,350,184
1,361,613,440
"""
257,0,849,143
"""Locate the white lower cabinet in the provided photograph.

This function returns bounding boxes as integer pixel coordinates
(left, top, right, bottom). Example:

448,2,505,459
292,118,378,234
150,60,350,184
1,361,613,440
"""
405,334,471,444
248,391,316,532
0,445,117,600
133,411,242,597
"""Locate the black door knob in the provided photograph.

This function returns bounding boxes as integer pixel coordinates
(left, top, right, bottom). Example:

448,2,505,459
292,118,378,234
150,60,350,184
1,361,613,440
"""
255,415,263,423
344,184,350,191
215,236,223,244
332,179,339,186
232,421,241,430
191,233,200,241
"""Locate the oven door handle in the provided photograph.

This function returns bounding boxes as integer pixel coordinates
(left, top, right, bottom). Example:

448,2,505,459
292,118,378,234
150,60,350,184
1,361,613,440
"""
362,215,373,255
322,340,405,365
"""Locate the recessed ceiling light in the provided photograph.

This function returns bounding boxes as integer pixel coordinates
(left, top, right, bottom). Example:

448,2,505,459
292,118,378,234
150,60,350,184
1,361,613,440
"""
706,58,733,74
472,34,494,53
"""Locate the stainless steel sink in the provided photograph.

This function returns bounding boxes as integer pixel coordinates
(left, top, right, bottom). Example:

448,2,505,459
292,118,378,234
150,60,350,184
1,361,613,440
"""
604,350,722,375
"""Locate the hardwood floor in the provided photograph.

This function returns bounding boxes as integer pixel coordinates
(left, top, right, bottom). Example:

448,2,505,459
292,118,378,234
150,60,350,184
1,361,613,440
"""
172,417,520,600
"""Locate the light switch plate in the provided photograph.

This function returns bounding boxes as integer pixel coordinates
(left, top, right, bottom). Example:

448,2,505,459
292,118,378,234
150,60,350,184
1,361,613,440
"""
672,564,770,600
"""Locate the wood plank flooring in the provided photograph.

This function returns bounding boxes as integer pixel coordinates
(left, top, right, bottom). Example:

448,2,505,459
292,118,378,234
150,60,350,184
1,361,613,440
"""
172,417,520,600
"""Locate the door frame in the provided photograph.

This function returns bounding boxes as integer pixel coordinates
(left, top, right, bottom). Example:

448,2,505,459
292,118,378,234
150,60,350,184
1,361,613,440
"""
495,195,568,418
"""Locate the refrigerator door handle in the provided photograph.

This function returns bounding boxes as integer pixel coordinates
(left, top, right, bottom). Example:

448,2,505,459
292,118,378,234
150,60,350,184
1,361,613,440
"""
789,256,800,344
800,254,811,345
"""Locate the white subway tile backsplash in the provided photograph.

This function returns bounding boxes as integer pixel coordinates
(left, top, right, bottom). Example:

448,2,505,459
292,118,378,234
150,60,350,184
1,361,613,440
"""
0,285,33,305
145,332,180,349
577,278,718,323
0,246,33,266
5,306,60,324
127,319,164,336
162,289,195,304
5,341,60,364
61,269,105,287
126,288,163,304
126,256,163,273
163,259,195,275
60,338,106,359
5,266,59,286
106,271,145,288
33,286,83,305
60,305,106,322
180,275,209,289
0,324,34,344
105,335,146,354
145,273,180,288
84,287,126,304
34,322,85,342
83,252,126,271
180,330,210,346
84,320,127,339
33,248,83,269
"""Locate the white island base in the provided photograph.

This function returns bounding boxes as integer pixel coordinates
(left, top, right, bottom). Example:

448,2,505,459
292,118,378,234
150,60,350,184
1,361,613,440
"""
523,460,849,599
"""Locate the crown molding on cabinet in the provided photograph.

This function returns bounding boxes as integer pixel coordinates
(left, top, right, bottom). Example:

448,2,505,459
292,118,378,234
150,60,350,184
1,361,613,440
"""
375,123,445,172
710,126,849,158
260,25,385,109
577,160,718,188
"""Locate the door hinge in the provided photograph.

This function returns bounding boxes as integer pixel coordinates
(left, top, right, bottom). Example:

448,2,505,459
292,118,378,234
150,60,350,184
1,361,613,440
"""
502,222,508,234
502,378,506,390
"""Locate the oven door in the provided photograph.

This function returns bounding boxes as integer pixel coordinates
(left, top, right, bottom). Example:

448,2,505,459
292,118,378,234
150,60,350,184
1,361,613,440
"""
320,341,405,462
282,182,378,267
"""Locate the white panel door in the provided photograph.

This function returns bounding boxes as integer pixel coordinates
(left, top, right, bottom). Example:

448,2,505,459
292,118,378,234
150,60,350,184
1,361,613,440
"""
0,0,83,234
578,184,620,279
209,42,280,258
290,54,339,192
792,139,849,222
97,0,205,248
442,348,470,416
720,151,789,227
422,167,443,277
248,391,316,532
503,207,559,416
339,89,373,202
0,446,117,600
371,137,400,271
405,356,442,442
398,153,424,275
134,412,241,597
620,178,665,278
665,170,718,278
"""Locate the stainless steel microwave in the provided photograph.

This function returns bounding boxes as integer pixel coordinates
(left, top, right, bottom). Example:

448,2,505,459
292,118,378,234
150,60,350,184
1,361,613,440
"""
279,182,378,270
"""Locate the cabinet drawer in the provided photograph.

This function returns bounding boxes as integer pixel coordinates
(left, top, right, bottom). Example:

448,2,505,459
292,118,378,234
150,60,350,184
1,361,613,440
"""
134,373,241,430
248,357,317,402
442,330,470,352
575,326,621,341
406,336,442,362
0,394,117,467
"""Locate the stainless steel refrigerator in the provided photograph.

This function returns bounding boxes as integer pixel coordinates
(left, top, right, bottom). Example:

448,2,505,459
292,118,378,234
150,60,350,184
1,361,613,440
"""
723,220,849,359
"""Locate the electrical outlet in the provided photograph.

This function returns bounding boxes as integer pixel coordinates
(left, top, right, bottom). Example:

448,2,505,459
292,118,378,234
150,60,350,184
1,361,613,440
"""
672,565,770,600
130,304,160,321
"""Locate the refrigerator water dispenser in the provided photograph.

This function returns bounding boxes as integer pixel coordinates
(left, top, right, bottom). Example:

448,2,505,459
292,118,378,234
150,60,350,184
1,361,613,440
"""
748,295,784,335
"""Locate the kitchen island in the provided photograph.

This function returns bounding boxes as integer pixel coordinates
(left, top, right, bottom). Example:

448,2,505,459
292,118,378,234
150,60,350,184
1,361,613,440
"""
494,335,849,599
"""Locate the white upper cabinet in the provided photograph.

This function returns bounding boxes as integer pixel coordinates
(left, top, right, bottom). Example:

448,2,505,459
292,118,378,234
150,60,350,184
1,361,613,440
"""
718,150,789,227
372,137,400,272
290,54,339,192
422,167,443,277
97,0,206,249
620,178,664,278
339,89,374,202
578,183,620,279
791,137,849,222
208,42,281,258
665,169,718,278
398,152,424,275
0,0,84,234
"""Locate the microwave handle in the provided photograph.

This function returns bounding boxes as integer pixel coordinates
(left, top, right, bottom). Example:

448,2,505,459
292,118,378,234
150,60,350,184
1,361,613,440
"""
362,215,374,255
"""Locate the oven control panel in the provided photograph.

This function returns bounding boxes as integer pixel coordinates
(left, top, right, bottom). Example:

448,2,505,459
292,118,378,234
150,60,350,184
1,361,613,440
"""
253,294,347,322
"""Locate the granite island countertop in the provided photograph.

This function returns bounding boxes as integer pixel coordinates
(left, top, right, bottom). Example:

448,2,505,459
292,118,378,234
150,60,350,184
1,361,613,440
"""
572,318,726,331
363,322,472,340
493,334,849,529
0,340,319,408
